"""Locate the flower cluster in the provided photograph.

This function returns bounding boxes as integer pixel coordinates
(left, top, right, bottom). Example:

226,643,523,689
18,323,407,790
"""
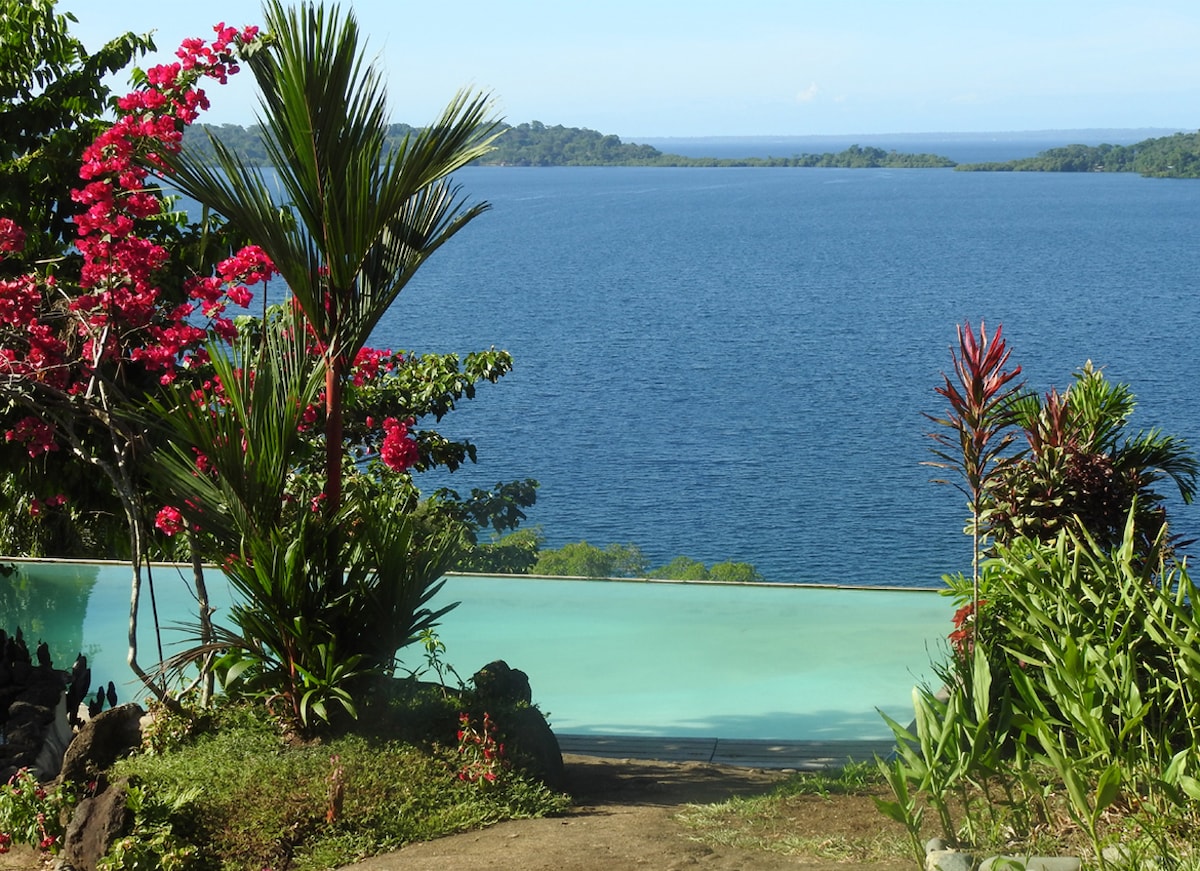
0,218,25,253
155,505,186,537
350,346,402,386
379,417,418,472
69,24,270,384
456,712,509,786
948,599,983,658
4,416,58,458
0,21,267,487
0,769,72,855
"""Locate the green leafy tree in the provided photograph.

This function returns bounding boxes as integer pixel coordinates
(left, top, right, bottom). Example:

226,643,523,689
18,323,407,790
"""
458,527,544,574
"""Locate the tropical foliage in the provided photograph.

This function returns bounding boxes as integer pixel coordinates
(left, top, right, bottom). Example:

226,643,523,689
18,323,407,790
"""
927,324,1195,578
881,520,1200,869
160,0,501,528
884,323,1200,868
989,362,1197,557
0,0,171,559
0,0,532,727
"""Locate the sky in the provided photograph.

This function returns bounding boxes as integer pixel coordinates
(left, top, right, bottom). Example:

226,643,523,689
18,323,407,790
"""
67,0,1200,139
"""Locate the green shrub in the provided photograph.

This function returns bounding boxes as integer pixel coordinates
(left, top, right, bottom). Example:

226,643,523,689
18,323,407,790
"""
647,556,709,580
458,527,544,574
111,700,568,871
880,516,1200,866
706,561,765,583
531,541,646,578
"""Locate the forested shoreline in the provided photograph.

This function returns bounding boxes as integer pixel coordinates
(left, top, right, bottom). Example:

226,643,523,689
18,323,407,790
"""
183,121,1200,175
955,130,1200,177
182,120,955,168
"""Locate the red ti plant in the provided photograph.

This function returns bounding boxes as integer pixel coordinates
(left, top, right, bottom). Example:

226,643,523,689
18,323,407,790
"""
925,322,1023,604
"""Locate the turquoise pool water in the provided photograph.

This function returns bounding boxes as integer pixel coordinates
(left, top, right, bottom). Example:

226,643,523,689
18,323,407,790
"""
1,561,950,740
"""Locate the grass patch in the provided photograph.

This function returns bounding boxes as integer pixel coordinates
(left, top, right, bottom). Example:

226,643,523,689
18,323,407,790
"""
109,696,569,871
676,761,914,862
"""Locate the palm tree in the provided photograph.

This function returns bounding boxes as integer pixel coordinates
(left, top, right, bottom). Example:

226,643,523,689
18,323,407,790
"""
161,0,501,525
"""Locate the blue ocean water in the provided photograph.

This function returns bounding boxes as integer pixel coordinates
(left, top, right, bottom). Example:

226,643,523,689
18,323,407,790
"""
376,163,1200,587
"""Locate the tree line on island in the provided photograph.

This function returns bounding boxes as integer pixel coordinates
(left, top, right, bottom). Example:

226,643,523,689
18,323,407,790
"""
955,130,1200,177
185,121,1200,176
183,121,954,168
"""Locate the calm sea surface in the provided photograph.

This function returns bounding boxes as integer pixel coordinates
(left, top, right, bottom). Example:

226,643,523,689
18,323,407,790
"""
372,158,1200,587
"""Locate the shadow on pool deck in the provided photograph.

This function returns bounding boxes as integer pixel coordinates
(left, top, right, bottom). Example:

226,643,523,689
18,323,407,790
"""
556,733,896,769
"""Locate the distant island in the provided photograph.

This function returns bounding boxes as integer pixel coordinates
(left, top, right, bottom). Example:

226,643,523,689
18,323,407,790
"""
955,130,1200,178
180,122,1200,177
181,121,955,168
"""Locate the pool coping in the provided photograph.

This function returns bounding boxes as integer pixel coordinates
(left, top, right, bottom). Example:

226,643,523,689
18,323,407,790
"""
556,733,897,770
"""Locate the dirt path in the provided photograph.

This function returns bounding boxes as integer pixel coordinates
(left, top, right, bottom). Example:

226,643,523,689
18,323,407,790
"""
341,754,911,871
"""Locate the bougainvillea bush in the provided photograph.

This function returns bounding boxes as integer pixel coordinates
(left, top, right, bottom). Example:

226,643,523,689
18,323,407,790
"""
0,1,532,727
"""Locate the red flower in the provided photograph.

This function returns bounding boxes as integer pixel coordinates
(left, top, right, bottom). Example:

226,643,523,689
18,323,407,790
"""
0,218,25,254
155,505,185,536
380,418,418,472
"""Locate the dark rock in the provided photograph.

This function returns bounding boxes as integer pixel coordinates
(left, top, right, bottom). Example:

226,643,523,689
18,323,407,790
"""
59,703,145,783
467,661,563,790
16,669,63,709
506,705,566,791
472,660,532,706
3,700,56,768
62,777,132,871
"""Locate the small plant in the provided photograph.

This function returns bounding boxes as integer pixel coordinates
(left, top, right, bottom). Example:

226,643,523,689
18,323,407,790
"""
97,783,201,871
140,696,206,756
0,768,74,856
456,711,510,786
925,320,1023,598
409,628,465,692
325,755,345,824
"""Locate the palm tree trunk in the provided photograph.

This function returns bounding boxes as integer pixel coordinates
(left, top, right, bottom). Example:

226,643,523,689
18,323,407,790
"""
324,352,345,513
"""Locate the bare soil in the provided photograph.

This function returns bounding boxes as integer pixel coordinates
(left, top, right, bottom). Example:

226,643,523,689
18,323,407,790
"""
342,753,912,871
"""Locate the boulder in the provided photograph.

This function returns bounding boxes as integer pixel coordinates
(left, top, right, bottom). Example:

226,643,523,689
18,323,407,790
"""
470,660,564,790
505,704,566,791
471,660,532,706
61,777,131,871
59,703,145,783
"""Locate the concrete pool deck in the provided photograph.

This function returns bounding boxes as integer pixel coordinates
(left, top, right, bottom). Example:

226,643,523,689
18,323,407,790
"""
557,734,896,770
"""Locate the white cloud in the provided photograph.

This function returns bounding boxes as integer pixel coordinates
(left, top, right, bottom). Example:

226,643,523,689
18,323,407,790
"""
796,83,820,103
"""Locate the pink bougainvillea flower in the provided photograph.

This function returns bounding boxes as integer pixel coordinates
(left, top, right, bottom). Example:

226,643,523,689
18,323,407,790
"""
379,417,418,472
154,505,185,536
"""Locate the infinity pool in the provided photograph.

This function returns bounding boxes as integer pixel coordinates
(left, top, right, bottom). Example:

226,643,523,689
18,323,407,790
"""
1,561,950,740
